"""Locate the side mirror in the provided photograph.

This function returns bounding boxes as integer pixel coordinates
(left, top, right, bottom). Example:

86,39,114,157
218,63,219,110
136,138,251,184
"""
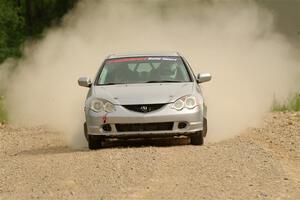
196,73,212,83
78,77,92,87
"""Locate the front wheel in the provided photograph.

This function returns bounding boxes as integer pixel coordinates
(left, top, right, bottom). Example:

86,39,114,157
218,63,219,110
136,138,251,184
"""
203,118,208,137
88,135,102,150
190,131,204,145
84,122,88,140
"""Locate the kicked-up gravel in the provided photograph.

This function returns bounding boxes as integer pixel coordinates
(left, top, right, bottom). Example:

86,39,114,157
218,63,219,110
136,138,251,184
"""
0,112,299,200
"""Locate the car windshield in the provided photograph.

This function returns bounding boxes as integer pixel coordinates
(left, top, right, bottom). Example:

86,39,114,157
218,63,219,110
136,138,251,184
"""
96,56,192,85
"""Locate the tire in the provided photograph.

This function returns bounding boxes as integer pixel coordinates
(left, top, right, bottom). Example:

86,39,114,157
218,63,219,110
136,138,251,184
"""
191,131,204,145
88,135,102,150
203,118,208,137
84,122,88,140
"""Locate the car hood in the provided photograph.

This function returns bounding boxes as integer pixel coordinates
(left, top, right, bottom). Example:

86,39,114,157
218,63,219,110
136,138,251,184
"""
93,83,194,105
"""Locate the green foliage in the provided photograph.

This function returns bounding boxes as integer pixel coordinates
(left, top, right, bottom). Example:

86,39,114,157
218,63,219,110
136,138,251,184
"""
0,0,25,63
0,0,78,120
272,94,300,112
0,0,78,64
18,0,78,38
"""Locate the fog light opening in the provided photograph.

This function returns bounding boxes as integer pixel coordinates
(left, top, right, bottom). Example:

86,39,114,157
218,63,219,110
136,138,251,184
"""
102,124,112,132
178,122,187,129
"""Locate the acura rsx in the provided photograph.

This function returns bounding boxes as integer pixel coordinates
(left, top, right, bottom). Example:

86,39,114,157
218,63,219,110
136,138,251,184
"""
78,52,211,149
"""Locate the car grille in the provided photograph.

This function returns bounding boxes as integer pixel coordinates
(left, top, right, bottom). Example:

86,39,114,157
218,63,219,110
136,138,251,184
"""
122,104,166,113
115,122,174,132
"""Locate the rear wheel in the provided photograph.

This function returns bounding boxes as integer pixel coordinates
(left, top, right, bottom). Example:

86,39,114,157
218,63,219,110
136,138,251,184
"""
190,131,204,145
88,135,103,150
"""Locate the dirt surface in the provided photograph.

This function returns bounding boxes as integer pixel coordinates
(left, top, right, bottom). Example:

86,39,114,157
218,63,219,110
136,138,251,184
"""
1,112,300,200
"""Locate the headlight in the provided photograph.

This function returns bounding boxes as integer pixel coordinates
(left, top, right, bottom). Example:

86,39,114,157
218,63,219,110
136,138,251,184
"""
185,96,197,109
173,99,185,110
104,101,115,112
172,95,198,110
90,99,115,113
91,99,104,112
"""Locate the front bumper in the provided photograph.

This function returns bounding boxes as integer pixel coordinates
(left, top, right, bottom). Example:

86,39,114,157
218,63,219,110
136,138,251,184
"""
85,103,203,138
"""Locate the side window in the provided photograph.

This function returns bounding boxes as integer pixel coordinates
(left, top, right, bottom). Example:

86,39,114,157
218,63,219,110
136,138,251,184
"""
99,67,108,84
176,62,190,80
170,63,177,78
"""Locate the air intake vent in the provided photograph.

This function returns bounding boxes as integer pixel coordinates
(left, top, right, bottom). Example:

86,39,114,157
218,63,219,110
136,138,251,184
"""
122,104,165,113
116,122,174,132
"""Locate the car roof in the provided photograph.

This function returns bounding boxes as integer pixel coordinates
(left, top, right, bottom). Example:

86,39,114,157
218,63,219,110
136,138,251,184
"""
107,52,181,59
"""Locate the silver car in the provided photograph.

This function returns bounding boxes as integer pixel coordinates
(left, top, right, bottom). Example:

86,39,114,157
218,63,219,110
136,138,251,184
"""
78,52,211,149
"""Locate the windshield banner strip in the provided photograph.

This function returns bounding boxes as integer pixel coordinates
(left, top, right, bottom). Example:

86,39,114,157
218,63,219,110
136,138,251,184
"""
107,57,147,64
148,57,177,61
107,57,178,64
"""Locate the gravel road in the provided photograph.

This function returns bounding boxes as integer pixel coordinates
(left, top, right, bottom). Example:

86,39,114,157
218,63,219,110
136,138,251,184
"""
1,112,300,200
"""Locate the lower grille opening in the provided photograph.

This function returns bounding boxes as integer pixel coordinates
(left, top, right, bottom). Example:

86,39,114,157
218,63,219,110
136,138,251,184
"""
116,122,173,132
178,122,187,129
102,124,112,132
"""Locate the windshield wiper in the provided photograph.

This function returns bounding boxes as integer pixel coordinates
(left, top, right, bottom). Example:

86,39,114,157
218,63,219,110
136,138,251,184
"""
101,83,121,85
100,81,184,85
146,80,184,83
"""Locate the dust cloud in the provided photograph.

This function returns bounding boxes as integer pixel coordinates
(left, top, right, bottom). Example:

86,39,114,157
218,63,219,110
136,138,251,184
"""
1,0,299,148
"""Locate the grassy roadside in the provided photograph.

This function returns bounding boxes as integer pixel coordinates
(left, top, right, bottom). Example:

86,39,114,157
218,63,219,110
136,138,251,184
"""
0,95,7,122
272,93,300,112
